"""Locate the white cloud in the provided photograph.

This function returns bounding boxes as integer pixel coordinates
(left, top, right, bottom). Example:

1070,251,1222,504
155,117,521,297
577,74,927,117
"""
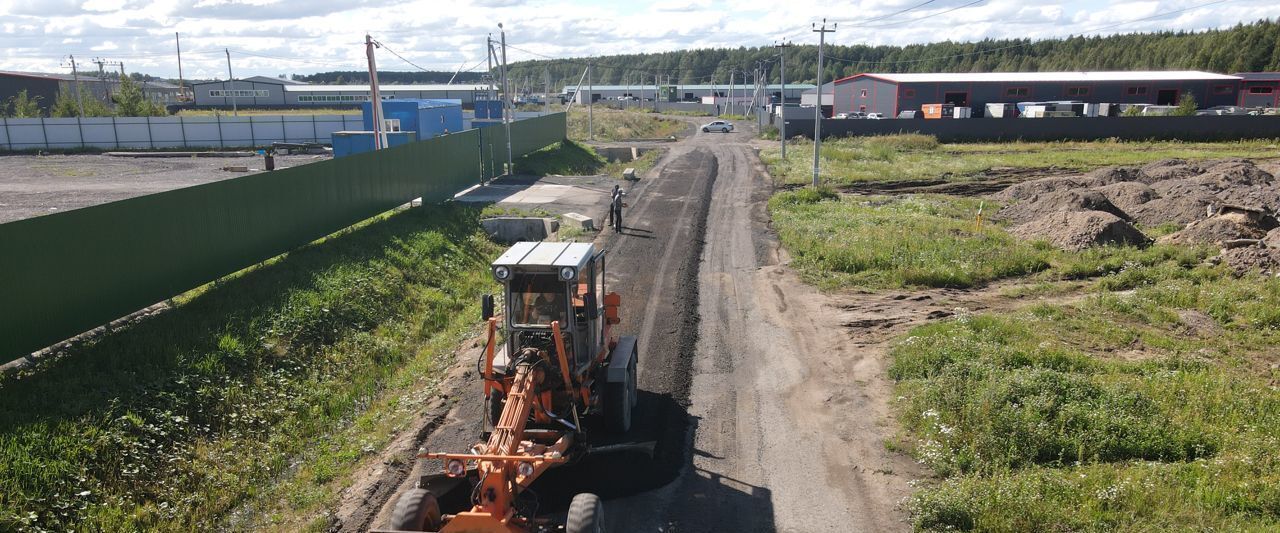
0,0,1277,79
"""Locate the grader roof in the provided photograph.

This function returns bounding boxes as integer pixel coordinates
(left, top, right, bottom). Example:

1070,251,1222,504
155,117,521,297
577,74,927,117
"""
492,241,594,270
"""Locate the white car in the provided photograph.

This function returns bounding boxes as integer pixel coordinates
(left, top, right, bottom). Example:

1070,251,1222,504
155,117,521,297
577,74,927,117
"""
866,113,884,120
702,120,734,133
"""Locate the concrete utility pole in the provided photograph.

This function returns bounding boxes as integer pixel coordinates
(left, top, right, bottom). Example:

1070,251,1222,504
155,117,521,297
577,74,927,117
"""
811,18,836,187
61,55,85,116
498,23,513,177
224,49,238,117
588,60,594,141
175,33,187,102
544,68,551,115
732,70,742,117
654,72,660,112
775,41,792,159
364,35,387,149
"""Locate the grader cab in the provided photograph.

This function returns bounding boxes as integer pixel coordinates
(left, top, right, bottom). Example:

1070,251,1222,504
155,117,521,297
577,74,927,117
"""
384,242,639,533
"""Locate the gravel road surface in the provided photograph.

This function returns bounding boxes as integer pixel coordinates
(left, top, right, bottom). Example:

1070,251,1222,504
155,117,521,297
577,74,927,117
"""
349,119,920,532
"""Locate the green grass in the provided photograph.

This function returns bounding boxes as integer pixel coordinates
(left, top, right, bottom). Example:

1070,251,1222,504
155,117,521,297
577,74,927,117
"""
175,108,359,116
567,108,686,142
514,140,661,178
761,135,1280,186
0,204,502,531
767,192,1214,291
891,261,1280,531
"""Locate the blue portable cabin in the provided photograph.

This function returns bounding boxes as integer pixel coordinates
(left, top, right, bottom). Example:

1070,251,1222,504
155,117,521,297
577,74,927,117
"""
361,99,464,139
331,131,418,158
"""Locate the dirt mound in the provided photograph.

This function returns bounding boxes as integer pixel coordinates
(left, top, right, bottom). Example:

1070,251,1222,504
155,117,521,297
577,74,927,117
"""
1086,166,1143,186
992,176,1093,202
1126,192,1219,226
1199,158,1274,187
1222,246,1280,276
1010,210,1148,251
997,189,1130,225
1265,228,1280,249
1138,159,1203,183
1094,182,1156,214
1158,216,1269,246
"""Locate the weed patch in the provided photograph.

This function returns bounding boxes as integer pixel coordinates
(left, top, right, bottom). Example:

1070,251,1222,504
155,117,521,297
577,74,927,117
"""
0,205,501,531
760,137,1280,186
893,263,1280,531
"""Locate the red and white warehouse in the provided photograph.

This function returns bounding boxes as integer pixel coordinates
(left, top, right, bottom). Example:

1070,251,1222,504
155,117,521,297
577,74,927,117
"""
830,71,1279,117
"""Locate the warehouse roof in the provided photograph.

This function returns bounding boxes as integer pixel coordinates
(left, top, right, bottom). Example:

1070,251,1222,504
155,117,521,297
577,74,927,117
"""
282,84,489,92
835,71,1241,84
0,70,179,89
1233,72,1280,81
562,84,815,92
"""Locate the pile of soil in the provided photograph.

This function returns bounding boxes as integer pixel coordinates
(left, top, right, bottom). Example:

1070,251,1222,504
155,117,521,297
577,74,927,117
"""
996,190,1130,226
993,158,1280,250
1221,246,1280,276
1159,215,1269,246
1010,210,1148,251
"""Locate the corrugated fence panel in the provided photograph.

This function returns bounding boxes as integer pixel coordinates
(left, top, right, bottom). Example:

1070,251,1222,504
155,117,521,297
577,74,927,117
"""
0,114,566,360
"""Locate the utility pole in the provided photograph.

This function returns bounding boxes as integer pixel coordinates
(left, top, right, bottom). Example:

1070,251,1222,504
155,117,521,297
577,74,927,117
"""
775,40,792,159
364,36,387,149
654,72,660,112
224,49,238,117
175,33,188,102
811,18,836,187
498,23,513,177
588,60,593,141
544,67,551,115
61,55,85,116
732,69,742,117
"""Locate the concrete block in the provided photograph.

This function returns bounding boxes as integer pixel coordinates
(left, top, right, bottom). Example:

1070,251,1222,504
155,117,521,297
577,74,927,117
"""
622,167,637,180
562,212,595,231
481,217,557,243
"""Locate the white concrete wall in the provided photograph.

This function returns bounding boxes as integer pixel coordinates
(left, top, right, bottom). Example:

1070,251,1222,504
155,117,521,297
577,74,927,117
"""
0,115,364,150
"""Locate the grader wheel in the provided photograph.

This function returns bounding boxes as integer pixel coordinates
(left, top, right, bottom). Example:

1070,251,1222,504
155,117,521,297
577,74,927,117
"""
389,488,442,532
566,493,605,533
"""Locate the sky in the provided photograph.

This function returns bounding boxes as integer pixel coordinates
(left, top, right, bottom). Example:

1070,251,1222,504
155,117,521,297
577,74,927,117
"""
1,0,1278,80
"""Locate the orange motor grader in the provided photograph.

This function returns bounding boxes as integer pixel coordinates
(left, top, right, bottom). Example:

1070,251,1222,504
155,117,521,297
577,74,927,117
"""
383,241,639,533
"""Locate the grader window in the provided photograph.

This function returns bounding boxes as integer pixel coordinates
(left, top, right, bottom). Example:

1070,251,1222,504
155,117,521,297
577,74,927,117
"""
511,273,569,327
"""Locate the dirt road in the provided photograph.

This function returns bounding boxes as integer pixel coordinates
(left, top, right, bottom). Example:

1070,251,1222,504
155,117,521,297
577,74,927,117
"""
347,120,923,532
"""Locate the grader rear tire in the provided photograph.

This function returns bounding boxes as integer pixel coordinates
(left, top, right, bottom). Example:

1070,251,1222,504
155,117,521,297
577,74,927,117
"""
566,493,605,533
389,488,442,532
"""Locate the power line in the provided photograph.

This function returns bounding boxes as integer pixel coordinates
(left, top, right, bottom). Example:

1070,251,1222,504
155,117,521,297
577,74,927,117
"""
859,0,985,29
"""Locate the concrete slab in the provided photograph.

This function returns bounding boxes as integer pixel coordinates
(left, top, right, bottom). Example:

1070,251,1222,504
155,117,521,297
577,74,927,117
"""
454,174,616,224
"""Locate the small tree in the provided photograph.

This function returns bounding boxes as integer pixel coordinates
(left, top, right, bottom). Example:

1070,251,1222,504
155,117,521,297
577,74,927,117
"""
50,86,112,117
1172,92,1198,116
1122,105,1145,117
7,90,42,117
112,75,150,116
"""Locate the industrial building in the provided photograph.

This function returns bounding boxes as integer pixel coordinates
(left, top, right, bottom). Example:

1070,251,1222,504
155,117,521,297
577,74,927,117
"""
1236,72,1280,108
831,71,1246,118
191,79,492,107
0,71,181,113
563,84,814,105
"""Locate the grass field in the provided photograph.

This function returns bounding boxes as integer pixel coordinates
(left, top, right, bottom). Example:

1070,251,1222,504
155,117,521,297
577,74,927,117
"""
761,135,1280,186
175,108,360,116
515,140,660,177
767,135,1280,530
0,205,501,531
767,190,1208,290
893,262,1280,531
567,108,687,142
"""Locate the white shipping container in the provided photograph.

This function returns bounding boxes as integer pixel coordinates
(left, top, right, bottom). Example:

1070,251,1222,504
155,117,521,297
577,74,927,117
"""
953,107,972,119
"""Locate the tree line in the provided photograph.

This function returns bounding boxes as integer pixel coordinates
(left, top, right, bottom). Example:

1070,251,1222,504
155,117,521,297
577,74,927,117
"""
502,19,1280,89
3,76,167,118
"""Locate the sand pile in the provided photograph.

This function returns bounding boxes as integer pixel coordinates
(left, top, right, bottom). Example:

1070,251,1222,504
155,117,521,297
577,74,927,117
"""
1010,211,1148,251
993,159,1279,253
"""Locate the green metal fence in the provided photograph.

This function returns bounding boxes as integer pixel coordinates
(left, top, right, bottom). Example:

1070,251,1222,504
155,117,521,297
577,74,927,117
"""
0,112,566,361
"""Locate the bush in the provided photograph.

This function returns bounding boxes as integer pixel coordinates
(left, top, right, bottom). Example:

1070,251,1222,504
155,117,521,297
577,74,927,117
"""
863,133,939,152
767,186,838,208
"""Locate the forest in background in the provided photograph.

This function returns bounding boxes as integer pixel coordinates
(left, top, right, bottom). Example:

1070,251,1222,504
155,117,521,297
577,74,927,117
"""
502,19,1280,88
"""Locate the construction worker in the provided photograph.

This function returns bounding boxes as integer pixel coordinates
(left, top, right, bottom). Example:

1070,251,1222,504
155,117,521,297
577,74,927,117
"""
610,185,625,233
